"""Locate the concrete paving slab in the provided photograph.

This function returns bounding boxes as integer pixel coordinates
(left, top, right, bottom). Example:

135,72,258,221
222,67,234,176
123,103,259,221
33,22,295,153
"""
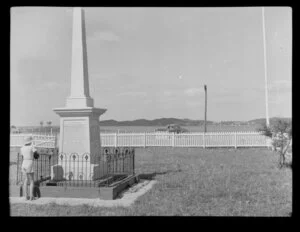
9,180,157,208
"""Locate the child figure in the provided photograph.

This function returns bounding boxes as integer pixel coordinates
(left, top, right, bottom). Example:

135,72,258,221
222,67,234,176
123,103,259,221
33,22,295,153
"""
20,136,37,201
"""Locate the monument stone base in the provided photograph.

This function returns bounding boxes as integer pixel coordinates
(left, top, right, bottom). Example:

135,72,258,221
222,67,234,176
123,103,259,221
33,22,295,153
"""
53,107,106,181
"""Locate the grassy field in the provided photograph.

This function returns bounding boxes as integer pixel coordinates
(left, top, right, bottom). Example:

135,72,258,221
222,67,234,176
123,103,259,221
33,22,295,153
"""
9,147,292,216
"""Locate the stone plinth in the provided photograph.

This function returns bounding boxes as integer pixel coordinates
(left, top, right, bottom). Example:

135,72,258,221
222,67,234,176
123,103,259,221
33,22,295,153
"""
53,107,106,180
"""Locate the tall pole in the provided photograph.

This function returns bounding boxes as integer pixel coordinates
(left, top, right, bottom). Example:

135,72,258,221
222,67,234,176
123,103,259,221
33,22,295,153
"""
262,7,270,127
204,84,207,133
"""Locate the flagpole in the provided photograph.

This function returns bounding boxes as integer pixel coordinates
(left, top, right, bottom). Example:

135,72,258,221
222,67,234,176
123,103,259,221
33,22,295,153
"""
262,7,270,127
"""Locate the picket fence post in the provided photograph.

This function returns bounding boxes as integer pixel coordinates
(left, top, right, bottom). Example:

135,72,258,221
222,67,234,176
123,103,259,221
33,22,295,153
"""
144,132,146,148
172,132,175,147
234,132,237,149
115,133,117,147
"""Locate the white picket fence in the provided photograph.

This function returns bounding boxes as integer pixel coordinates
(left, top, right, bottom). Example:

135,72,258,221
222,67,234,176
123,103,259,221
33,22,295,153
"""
10,134,57,148
100,132,269,148
10,131,269,149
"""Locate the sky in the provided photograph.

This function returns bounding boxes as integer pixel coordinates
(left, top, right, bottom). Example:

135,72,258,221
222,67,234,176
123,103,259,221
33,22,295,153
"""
10,7,292,126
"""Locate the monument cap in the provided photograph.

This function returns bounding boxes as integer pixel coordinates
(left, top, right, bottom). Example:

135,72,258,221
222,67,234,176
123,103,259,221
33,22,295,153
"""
24,136,33,145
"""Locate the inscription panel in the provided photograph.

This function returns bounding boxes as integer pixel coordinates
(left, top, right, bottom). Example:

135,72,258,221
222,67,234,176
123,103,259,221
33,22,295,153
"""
62,120,88,154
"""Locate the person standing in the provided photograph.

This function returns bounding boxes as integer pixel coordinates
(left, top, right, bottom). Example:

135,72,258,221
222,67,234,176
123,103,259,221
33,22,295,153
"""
20,136,37,200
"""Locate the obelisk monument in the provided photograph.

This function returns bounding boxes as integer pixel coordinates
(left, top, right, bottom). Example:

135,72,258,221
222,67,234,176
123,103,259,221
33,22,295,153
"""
53,8,106,180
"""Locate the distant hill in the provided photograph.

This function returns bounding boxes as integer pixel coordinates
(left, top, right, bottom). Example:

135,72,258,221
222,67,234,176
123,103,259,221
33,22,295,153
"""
99,118,214,127
13,117,291,129
98,117,291,127
248,117,292,126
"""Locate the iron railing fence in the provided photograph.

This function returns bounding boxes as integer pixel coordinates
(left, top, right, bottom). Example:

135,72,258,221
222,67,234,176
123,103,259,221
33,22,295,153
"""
16,153,52,185
15,147,135,187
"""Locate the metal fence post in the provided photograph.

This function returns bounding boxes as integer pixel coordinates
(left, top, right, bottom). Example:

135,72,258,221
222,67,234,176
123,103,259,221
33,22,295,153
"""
115,133,117,147
16,152,19,185
132,149,135,175
203,133,206,149
144,132,146,148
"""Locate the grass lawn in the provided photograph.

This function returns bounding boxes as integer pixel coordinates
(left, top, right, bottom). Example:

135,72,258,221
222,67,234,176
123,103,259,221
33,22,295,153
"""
9,147,292,216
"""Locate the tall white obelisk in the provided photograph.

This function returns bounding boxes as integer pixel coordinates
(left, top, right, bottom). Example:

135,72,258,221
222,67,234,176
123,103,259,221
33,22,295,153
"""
66,7,94,108
53,8,106,180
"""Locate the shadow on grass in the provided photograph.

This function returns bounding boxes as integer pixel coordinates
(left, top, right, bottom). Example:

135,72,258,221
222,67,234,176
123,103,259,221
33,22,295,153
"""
138,169,182,180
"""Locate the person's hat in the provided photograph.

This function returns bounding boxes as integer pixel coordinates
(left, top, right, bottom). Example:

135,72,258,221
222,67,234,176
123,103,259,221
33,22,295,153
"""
24,136,33,145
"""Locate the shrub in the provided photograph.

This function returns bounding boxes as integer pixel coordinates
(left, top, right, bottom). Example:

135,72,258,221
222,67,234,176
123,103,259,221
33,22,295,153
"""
257,119,292,168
